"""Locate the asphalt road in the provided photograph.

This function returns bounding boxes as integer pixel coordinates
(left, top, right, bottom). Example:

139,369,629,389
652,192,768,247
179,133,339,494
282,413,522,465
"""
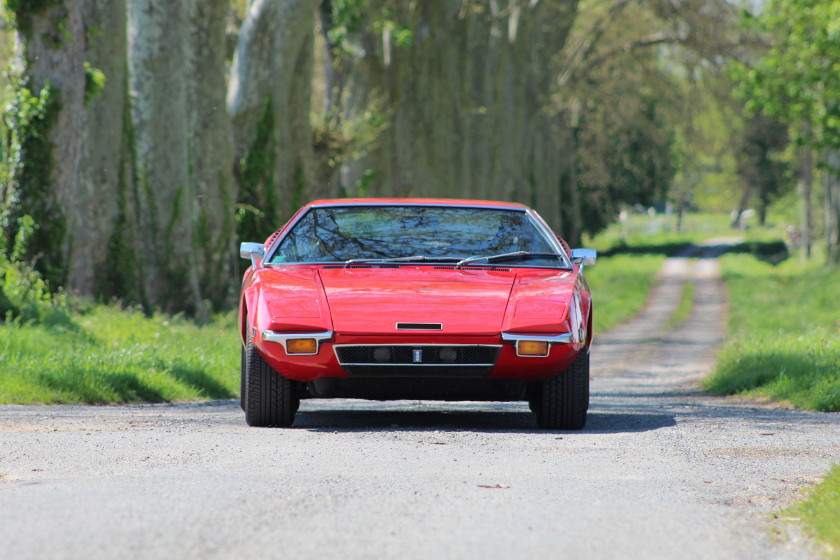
2,246,839,559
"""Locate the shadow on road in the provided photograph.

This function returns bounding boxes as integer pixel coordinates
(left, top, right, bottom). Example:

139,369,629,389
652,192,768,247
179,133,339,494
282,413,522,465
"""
601,239,788,264
291,406,676,434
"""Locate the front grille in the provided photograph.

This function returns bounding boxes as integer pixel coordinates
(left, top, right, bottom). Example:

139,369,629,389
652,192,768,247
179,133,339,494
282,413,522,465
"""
334,345,501,378
336,345,500,365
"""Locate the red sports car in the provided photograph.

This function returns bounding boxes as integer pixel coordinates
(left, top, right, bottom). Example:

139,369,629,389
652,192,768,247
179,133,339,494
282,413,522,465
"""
238,199,596,429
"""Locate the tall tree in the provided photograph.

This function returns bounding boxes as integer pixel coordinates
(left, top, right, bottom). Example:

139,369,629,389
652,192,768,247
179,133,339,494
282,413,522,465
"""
228,0,320,243
321,0,579,234
1,0,87,289
187,0,237,310
733,0,840,265
734,115,790,226
75,0,127,298
127,0,207,319
555,0,742,240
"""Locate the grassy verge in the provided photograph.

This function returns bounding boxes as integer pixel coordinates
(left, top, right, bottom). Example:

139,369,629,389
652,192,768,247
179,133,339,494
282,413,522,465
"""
791,464,840,559
0,254,667,404
702,254,840,411
0,306,239,404
584,254,666,335
666,281,695,330
584,211,789,252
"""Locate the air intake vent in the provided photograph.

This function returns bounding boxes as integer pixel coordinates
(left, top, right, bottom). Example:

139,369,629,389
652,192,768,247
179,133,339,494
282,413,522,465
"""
397,322,442,330
322,264,402,269
334,344,502,378
324,264,371,269
433,266,511,271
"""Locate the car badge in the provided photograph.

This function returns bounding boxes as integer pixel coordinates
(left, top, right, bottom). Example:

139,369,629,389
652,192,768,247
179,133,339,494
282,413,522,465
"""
413,349,423,363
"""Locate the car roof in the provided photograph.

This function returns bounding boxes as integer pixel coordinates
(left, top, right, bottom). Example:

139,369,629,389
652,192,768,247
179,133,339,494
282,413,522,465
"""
303,198,531,211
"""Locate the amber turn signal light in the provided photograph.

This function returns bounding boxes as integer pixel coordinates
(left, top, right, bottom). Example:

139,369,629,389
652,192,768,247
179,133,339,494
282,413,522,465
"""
517,340,550,357
286,338,318,354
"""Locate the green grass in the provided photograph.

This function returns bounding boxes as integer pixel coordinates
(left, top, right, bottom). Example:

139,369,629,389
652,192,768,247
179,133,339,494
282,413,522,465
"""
584,254,666,335
585,211,790,253
0,306,239,404
0,253,666,404
702,255,840,411
791,464,840,559
666,281,695,330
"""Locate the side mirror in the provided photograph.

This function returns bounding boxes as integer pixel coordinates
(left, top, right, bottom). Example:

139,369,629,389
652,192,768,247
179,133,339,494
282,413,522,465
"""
570,248,597,267
240,242,265,268
239,242,265,260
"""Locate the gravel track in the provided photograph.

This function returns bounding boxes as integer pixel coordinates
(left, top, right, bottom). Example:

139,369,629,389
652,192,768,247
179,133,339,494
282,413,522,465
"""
2,245,838,559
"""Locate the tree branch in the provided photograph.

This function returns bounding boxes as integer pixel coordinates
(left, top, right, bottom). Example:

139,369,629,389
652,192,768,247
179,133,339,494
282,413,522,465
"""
559,32,682,88
556,0,633,88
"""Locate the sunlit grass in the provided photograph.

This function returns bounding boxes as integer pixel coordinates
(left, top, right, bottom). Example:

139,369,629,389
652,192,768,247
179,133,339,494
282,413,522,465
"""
791,464,840,559
585,211,790,253
0,306,239,404
702,254,840,412
665,281,695,330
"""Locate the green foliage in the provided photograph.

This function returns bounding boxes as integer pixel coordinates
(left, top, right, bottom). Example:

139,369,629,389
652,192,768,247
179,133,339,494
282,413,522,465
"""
0,215,70,325
668,73,744,215
574,90,677,237
313,103,388,195
0,306,238,404
566,1,680,237
732,0,840,153
324,0,412,54
734,114,792,224
371,7,413,47
1,79,66,290
83,61,106,106
0,27,15,108
792,464,840,559
703,254,840,411
2,0,62,38
325,0,369,49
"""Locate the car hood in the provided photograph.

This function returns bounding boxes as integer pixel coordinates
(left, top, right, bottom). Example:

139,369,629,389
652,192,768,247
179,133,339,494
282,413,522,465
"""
318,268,516,335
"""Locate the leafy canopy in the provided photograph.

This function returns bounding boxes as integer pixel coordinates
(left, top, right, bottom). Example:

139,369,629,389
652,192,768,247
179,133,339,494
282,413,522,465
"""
733,0,840,151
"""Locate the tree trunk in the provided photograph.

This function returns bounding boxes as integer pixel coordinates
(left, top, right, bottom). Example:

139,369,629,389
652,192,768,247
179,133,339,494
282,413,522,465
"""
800,144,813,260
826,152,840,266
731,185,752,229
72,0,127,298
5,1,87,289
331,0,579,232
186,0,238,311
127,0,208,320
227,0,320,230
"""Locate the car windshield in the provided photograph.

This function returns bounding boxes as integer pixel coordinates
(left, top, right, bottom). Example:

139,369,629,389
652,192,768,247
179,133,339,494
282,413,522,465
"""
268,205,566,267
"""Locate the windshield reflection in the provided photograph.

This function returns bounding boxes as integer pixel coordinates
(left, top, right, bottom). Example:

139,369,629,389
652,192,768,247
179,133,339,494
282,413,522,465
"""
269,206,564,267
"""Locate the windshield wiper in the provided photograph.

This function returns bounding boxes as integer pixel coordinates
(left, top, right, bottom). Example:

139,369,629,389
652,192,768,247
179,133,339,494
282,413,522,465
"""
343,255,461,267
455,251,564,268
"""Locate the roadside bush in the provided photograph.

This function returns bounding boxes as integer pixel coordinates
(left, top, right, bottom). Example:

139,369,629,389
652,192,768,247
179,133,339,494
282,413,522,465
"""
0,215,70,325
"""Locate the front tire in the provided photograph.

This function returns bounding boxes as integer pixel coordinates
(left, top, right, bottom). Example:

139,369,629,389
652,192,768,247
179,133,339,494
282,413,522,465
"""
534,349,589,430
244,341,298,427
240,344,247,411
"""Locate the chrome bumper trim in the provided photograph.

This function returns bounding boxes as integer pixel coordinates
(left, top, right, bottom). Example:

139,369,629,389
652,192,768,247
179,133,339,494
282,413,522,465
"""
501,333,574,344
501,332,574,357
261,330,334,355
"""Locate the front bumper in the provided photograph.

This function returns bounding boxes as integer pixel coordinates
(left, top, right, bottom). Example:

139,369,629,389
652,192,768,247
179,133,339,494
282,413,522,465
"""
255,331,583,383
